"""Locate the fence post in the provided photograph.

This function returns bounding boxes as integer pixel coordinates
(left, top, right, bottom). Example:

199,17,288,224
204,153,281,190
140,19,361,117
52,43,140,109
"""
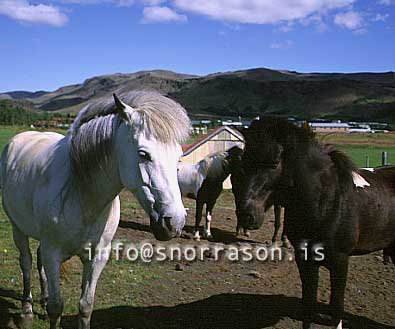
382,151,388,166
365,155,370,168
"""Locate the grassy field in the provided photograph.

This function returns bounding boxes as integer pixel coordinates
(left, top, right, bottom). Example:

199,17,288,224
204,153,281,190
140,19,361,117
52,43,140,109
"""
0,127,29,153
336,144,395,167
0,126,67,154
316,132,395,167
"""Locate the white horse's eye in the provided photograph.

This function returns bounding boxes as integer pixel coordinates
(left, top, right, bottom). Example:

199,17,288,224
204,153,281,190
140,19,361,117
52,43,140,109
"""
138,150,152,161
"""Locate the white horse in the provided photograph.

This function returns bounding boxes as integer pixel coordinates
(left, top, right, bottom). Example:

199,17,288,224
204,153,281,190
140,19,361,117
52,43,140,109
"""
178,146,243,240
0,91,190,329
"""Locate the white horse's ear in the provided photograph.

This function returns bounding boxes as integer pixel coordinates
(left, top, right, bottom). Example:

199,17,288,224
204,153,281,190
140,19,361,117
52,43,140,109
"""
113,93,130,122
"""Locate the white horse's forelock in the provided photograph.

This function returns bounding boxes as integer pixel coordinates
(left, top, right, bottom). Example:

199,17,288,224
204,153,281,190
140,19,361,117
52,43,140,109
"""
69,91,191,182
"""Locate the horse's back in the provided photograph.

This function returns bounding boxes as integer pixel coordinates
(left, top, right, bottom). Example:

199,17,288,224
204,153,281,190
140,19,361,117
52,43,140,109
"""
371,166,395,192
2,131,64,183
1,131,66,238
178,162,206,198
347,167,395,254
3,130,62,156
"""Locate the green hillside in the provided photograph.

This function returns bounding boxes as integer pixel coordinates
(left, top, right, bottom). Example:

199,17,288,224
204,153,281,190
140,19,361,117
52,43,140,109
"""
2,68,395,123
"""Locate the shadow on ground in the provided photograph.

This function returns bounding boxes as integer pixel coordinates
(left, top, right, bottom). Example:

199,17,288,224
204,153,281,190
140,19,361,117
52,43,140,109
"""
1,289,393,329
0,288,21,329
119,219,151,234
119,219,258,244
60,293,393,329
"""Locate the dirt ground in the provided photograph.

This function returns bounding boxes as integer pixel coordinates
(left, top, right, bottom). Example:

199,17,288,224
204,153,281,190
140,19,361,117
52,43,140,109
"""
77,190,395,329
1,190,395,329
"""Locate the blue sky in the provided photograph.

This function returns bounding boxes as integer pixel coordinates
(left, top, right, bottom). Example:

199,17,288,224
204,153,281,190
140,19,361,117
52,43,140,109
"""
0,0,394,92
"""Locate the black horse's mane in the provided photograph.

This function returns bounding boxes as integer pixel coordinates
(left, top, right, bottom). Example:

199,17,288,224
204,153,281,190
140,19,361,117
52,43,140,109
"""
246,117,357,184
246,117,316,149
325,145,357,175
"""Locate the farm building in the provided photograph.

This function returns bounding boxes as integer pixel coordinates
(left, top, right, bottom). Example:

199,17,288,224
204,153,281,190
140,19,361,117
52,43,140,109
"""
181,126,245,189
309,122,350,133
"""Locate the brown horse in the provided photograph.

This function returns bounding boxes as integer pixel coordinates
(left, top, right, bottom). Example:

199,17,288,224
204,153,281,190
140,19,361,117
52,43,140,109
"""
228,146,288,248
233,117,395,329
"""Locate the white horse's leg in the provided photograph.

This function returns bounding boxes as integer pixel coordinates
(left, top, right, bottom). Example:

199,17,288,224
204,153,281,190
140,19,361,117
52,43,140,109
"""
40,245,64,329
272,205,282,246
78,244,111,329
11,225,33,316
203,202,214,239
204,212,212,238
37,244,49,312
335,320,343,329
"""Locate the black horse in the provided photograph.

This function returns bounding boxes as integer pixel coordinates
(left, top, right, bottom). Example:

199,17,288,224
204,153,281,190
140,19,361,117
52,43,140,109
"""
230,147,288,246
233,117,395,329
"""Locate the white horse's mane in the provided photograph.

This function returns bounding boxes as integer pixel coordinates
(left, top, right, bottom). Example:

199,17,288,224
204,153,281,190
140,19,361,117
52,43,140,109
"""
69,91,191,182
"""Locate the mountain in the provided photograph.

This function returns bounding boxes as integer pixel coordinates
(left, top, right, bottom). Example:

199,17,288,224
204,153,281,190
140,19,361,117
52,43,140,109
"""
2,68,395,122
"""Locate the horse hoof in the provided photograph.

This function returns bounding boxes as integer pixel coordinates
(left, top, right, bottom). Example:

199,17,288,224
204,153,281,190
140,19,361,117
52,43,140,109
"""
193,232,201,241
22,303,33,316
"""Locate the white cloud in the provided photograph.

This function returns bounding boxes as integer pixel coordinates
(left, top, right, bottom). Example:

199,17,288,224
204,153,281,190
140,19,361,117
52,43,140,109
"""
299,14,328,32
172,0,356,24
141,5,187,23
373,13,389,22
270,40,294,49
334,11,364,30
0,0,68,26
